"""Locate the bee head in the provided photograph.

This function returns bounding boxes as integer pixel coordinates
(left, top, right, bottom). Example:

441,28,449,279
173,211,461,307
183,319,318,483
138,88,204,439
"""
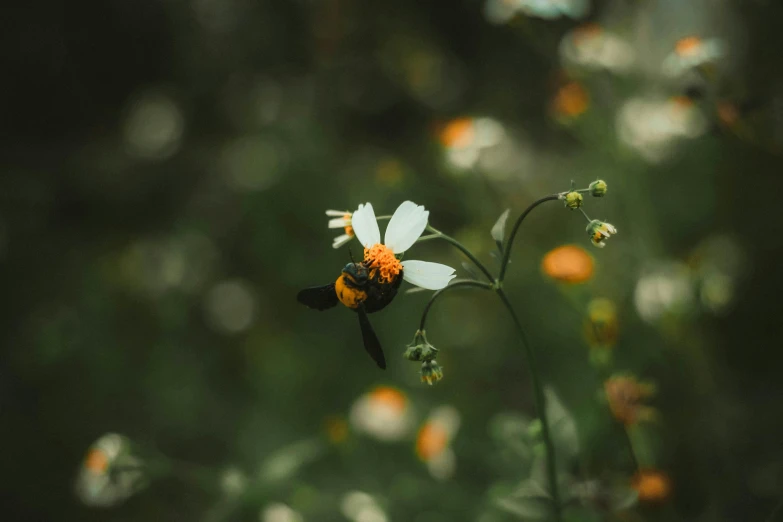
342,262,368,284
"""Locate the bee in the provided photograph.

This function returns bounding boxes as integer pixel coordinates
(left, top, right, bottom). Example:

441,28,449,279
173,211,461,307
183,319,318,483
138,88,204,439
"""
296,260,402,369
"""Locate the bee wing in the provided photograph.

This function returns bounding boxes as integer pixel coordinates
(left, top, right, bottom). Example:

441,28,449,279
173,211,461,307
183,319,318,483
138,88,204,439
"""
297,284,338,311
358,306,386,369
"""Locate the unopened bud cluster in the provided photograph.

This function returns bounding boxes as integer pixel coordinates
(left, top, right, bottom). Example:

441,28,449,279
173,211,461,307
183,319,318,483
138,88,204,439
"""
404,329,444,385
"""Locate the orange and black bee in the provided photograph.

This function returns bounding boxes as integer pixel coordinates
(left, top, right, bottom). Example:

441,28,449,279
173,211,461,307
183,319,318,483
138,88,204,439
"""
296,261,402,369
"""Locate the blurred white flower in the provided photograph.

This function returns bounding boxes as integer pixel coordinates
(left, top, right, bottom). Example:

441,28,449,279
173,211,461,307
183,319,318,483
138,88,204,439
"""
560,24,635,72
416,405,461,480
617,96,708,162
123,90,184,160
634,261,694,322
350,386,414,441
519,0,589,20
662,36,726,77
438,117,507,171
690,235,745,314
220,466,247,497
484,0,525,25
74,433,147,508
261,503,303,522
340,491,388,522
204,279,257,334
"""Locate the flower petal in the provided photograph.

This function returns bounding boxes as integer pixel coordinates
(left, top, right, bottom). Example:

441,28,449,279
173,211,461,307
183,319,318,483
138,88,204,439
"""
332,234,353,249
385,201,429,254
326,209,349,217
328,217,349,229
351,203,380,248
401,260,456,290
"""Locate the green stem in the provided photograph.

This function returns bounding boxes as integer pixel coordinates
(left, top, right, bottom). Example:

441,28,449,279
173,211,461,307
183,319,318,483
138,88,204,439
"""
425,225,496,283
496,288,562,522
622,425,640,472
498,195,560,282
419,279,493,330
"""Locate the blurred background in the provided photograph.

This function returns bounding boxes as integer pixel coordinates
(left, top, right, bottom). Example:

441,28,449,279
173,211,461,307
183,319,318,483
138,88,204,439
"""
3,0,783,520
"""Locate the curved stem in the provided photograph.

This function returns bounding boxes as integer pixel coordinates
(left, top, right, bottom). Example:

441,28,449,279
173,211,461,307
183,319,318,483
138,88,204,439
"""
425,225,496,283
496,288,562,521
498,195,560,282
419,279,493,331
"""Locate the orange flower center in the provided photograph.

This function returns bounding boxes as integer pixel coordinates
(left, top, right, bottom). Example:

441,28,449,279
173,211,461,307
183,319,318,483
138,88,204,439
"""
84,448,109,475
675,36,702,57
573,23,603,45
369,386,407,413
343,214,355,237
416,422,449,461
439,118,475,149
364,244,402,284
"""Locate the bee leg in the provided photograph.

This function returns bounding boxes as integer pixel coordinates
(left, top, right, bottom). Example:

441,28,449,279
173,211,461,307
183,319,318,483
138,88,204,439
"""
357,305,386,369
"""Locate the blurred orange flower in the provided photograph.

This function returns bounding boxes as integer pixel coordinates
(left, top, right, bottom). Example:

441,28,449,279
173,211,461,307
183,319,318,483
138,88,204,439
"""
542,244,595,283
604,375,656,426
552,81,589,119
632,469,672,503
584,298,618,349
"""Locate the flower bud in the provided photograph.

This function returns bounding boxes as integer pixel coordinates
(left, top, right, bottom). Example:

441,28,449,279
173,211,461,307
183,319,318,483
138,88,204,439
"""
586,220,617,248
563,191,583,210
589,180,607,197
420,360,444,385
404,330,438,362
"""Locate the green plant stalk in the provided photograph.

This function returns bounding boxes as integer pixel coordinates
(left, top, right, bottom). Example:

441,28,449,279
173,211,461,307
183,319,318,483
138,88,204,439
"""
418,191,604,521
421,225,496,283
496,288,562,521
418,279,494,330
498,194,560,282
417,279,563,521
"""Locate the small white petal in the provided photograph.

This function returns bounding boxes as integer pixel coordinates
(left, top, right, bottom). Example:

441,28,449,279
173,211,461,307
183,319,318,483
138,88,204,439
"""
326,209,349,216
332,234,353,249
328,217,349,229
385,201,429,254
401,260,456,290
351,203,381,248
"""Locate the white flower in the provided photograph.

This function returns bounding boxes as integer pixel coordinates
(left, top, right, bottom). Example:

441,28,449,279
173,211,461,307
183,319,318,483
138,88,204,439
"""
662,36,726,77
351,201,456,290
349,386,413,442
586,219,617,248
74,433,147,508
559,24,635,72
326,209,355,249
519,0,589,20
416,405,461,480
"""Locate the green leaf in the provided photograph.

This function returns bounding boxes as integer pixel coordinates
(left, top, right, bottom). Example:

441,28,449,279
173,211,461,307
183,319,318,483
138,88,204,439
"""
491,209,511,248
490,480,552,520
544,388,580,463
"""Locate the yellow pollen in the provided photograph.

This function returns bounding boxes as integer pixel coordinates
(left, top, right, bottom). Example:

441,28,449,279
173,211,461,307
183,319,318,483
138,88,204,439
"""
364,244,402,284
345,225,354,237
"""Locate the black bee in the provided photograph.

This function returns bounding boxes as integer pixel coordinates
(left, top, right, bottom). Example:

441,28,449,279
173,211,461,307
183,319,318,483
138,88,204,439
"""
296,261,402,369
